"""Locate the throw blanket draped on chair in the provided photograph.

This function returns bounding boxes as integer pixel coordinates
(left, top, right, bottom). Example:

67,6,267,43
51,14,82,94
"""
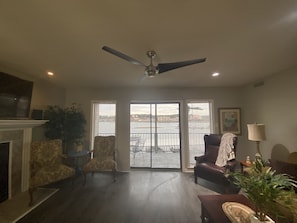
215,133,236,167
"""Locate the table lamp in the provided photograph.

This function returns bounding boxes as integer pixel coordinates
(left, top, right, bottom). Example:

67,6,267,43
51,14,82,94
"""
247,123,266,157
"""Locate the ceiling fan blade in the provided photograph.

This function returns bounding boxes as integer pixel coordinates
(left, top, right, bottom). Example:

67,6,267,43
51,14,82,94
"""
157,58,206,74
102,46,145,66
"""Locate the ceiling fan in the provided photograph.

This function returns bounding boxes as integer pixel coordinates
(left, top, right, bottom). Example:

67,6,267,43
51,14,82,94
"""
102,46,206,78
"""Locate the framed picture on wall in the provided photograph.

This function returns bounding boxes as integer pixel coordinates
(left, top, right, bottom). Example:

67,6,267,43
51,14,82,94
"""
218,108,241,135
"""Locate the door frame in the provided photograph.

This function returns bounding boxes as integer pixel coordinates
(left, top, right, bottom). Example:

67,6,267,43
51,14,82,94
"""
130,100,183,170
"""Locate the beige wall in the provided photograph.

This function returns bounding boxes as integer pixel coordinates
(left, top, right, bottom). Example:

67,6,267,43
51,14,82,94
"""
0,66,66,111
241,66,297,162
30,79,66,141
66,67,297,170
31,79,65,110
6,65,297,170
65,86,243,171
0,66,66,140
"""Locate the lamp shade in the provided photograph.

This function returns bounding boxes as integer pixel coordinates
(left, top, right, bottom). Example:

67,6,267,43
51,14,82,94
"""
247,124,266,141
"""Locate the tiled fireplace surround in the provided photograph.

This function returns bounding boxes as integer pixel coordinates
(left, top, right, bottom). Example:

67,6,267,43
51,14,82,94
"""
0,120,47,200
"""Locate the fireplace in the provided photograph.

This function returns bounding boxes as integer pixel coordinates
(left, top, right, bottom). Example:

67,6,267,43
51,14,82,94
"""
0,142,9,202
0,120,47,202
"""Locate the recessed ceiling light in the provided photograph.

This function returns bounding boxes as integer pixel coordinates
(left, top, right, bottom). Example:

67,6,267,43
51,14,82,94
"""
212,72,220,77
47,71,54,76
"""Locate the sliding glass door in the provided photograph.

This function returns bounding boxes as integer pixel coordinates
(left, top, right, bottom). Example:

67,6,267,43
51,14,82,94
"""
130,103,181,169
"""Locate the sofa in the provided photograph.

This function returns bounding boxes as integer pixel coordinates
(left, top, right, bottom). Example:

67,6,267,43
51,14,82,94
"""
269,155,297,222
270,159,297,180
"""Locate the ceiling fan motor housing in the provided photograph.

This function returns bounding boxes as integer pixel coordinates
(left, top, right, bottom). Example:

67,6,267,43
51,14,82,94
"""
145,64,159,77
145,50,158,77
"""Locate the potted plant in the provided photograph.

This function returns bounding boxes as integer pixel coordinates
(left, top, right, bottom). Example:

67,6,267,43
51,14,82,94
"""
231,158,297,222
63,103,86,151
44,105,65,140
44,103,86,152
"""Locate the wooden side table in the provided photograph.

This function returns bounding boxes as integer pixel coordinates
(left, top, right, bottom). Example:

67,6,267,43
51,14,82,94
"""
198,194,254,223
240,160,251,173
67,149,90,175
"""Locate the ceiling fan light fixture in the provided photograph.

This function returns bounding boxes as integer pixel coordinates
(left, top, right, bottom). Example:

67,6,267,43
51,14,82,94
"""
145,65,159,77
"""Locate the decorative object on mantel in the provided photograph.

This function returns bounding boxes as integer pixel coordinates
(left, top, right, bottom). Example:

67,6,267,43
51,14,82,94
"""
247,123,266,157
44,103,86,153
230,158,297,222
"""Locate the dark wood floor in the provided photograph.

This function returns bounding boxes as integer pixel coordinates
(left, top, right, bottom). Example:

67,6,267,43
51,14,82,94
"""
18,171,225,223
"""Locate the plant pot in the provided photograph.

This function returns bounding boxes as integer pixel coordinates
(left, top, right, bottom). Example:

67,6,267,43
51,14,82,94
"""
249,213,275,223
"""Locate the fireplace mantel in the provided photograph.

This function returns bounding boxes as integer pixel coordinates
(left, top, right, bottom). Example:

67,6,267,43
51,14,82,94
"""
0,119,48,130
0,119,48,195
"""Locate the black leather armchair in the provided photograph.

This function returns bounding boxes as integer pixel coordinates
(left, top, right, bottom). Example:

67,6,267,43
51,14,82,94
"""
194,134,238,193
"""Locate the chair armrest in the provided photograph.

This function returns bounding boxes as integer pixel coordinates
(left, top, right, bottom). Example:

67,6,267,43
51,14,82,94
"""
59,154,73,166
113,150,116,161
30,161,41,177
195,155,206,164
226,159,238,172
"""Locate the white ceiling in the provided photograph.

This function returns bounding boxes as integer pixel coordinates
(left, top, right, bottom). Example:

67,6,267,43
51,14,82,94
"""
1,1,297,88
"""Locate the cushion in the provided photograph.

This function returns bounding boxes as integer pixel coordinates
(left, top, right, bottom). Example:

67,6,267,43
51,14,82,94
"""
30,164,75,188
196,162,226,174
288,152,297,164
31,139,62,167
83,158,116,172
205,145,219,163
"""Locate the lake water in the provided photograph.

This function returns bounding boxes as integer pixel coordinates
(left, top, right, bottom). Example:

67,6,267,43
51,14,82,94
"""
98,121,210,149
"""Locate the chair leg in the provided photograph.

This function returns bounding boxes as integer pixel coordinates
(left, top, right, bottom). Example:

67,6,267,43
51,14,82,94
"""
70,175,75,189
83,172,87,186
194,167,198,184
113,169,116,183
28,188,35,206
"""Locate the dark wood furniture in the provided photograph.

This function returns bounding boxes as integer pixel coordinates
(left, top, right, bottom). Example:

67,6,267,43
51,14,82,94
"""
240,160,251,173
194,134,238,193
198,194,254,223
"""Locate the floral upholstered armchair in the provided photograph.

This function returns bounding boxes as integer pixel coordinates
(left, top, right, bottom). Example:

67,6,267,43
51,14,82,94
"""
83,136,117,184
29,139,75,205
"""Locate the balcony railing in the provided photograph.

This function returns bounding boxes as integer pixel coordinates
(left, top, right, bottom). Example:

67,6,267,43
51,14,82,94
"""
98,132,207,167
130,133,206,167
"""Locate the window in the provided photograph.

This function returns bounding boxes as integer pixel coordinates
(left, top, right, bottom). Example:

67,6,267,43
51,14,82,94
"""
91,101,116,143
187,101,213,167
